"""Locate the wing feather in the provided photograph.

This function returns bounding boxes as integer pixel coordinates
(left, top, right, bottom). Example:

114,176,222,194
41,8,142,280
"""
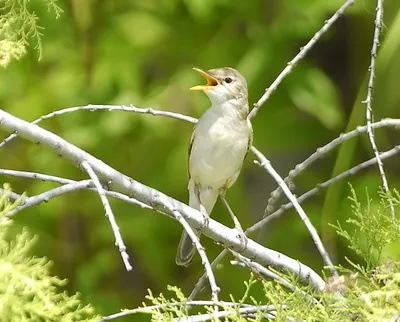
187,126,196,179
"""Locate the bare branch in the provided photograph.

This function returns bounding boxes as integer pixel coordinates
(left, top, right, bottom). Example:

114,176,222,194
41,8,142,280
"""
5,180,94,217
189,249,228,300
254,145,400,233
248,0,355,119
0,168,76,185
361,0,395,219
173,305,281,322
231,251,317,304
99,301,280,322
0,104,196,148
165,205,220,314
0,109,326,290
251,146,337,276
81,161,133,271
0,168,153,210
266,118,400,215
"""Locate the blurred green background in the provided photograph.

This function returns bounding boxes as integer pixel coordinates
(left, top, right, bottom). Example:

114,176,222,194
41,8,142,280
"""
1,0,400,319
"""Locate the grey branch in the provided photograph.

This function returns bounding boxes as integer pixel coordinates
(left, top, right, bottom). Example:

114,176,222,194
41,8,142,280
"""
0,104,196,148
0,109,326,290
99,301,280,322
251,146,337,276
1,169,152,211
0,168,76,185
231,251,317,304
81,161,133,271
174,304,282,322
255,145,400,233
266,118,400,215
166,204,220,312
5,180,94,217
189,249,228,300
248,0,354,119
362,0,395,219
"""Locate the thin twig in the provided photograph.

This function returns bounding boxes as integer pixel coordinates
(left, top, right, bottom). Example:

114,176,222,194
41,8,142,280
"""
81,161,132,271
251,146,338,276
265,118,400,215
0,104,196,148
189,249,228,300
362,0,395,220
220,194,244,232
253,145,400,233
230,252,286,286
99,301,279,322
230,251,318,304
4,180,94,217
247,0,355,119
0,168,153,210
165,204,220,316
174,305,281,322
0,168,76,185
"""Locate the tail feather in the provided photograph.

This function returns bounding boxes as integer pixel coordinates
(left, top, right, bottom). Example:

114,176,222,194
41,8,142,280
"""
175,180,218,266
175,229,200,267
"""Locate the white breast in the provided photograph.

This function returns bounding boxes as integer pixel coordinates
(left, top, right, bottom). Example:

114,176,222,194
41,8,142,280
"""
189,103,250,189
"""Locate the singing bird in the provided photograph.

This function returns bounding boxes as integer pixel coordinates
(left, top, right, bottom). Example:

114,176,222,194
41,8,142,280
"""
176,67,253,266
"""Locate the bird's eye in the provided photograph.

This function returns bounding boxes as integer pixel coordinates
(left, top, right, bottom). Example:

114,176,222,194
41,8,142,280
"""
224,77,233,84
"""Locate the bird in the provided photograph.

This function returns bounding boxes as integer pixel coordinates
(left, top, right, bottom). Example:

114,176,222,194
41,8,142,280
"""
176,67,253,267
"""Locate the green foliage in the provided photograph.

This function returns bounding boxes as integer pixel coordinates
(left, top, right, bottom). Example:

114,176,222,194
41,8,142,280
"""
0,184,98,321
260,260,400,321
263,189,400,321
0,0,62,67
125,189,400,321
124,279,266,321
332,186,400,270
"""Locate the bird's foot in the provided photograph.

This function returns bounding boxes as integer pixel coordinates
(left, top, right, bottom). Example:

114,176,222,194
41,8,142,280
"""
234,225,248,252
198,204,210,233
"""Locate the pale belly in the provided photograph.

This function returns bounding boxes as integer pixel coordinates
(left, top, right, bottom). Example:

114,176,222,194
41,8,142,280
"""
189,115,250,189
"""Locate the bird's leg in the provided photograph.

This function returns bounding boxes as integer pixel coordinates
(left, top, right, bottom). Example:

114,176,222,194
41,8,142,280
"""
195,183,210,231
219,189,247,251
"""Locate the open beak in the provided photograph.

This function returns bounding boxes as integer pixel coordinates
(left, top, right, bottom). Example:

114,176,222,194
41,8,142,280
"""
190,68,219,91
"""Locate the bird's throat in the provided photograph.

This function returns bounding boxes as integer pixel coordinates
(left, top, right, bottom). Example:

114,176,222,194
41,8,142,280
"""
209,99,249,121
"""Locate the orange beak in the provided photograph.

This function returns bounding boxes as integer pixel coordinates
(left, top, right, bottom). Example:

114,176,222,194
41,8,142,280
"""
190,68,219,91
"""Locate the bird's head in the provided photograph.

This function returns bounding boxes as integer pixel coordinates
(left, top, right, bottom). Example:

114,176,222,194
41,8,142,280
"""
190,67,248,107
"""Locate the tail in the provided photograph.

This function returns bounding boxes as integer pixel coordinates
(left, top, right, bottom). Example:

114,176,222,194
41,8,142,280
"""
176,180,218,266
